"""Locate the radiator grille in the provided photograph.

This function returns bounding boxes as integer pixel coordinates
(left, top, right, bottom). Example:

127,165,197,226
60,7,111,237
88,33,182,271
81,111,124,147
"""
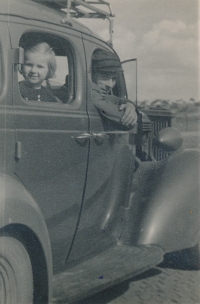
151,116,171,160
145,108,176,161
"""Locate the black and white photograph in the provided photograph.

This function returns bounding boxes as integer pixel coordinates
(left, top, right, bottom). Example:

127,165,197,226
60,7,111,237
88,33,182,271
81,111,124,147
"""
0,0,199,303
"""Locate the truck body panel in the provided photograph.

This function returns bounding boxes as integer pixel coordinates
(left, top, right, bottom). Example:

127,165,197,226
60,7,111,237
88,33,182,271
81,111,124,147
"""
0,0,199,302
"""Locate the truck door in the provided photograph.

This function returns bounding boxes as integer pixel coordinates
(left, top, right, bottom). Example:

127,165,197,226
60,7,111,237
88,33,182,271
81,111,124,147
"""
9,24,89,273
67,36,136,263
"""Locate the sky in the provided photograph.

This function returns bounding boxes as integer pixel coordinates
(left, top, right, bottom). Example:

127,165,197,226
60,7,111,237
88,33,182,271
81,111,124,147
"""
79,0,199,103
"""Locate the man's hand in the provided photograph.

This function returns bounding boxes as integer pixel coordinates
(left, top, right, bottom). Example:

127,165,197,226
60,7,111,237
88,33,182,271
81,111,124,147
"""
119,103,137,127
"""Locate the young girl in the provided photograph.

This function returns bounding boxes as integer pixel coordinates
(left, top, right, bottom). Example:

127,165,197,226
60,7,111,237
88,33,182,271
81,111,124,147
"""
20,42,58,103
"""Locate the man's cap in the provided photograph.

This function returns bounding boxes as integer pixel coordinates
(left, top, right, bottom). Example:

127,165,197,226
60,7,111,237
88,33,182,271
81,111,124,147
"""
92,49,122,73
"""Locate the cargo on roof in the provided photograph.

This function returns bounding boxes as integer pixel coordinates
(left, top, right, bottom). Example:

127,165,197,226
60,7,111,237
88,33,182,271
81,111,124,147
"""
30,0,114,44
0,0,114,45
31,0,114,18
0,0,93,35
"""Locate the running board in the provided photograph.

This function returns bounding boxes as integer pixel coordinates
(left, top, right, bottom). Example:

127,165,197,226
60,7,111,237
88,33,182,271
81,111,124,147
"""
52,244,163,303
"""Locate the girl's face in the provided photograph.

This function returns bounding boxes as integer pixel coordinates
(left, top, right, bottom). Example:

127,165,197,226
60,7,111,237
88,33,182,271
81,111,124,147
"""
22,52,49,89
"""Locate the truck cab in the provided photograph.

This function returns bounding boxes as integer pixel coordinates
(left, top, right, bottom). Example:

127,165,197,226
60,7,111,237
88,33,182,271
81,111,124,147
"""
0,1,199,303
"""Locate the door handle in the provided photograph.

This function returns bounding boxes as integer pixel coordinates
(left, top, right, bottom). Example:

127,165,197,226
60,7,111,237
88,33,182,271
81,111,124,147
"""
93,133,109,145
72,133,109,145
104,131,130,135
71,133,92,145
71,133,92,140
93,133,109,139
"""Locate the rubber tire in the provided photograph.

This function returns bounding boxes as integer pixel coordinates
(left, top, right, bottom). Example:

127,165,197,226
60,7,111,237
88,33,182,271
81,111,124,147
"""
0,236,33,304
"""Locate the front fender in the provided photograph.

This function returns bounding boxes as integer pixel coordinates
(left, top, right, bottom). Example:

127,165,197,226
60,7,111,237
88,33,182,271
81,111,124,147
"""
136,149,200,252
0,172,52,292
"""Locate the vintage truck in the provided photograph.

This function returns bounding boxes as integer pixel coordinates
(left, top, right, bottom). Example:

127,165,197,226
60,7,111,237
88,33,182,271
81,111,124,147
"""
0,0,199,303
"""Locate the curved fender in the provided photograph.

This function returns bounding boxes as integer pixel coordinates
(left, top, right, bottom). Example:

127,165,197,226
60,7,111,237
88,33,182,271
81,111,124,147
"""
136,149,200,253
0,172,52,285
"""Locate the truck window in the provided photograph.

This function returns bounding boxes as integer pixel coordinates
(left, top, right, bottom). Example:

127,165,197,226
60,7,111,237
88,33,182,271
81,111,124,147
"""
18,33,75,104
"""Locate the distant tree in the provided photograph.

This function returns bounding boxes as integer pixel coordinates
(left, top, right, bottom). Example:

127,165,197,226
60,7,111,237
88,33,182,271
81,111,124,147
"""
150,99,170,109
170,102,178,109
138,100,150,109
175,99,187,112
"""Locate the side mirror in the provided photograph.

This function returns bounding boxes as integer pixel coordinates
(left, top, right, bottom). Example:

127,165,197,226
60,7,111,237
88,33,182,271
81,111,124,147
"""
154,127,183,152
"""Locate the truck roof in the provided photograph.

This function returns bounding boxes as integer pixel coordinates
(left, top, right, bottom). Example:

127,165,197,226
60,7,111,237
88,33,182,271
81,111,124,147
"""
0,0,94,36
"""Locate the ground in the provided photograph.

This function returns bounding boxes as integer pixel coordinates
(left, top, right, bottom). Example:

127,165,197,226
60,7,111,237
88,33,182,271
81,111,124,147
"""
75,264,200,304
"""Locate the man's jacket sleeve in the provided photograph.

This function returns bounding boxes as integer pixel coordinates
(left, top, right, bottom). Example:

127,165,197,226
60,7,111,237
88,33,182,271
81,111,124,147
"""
91,82,133,123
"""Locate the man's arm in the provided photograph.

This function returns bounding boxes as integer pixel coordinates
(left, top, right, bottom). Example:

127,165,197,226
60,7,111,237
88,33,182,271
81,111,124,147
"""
119,103,138,126
91,82,137,127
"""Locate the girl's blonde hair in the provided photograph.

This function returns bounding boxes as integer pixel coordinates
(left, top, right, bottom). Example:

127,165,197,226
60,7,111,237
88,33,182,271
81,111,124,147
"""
24,42,56,79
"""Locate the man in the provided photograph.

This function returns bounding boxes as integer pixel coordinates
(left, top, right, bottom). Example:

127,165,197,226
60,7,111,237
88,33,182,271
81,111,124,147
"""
91,49,138,128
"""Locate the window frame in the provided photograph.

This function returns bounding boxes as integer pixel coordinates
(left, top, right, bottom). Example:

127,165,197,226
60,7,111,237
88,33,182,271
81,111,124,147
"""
12,26,86,111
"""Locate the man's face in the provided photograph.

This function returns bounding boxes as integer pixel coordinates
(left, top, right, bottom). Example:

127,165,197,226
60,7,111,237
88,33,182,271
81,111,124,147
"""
93,72,117,96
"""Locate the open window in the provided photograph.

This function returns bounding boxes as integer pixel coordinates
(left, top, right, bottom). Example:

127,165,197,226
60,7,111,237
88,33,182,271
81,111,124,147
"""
18,32,75,104
90,48,134,129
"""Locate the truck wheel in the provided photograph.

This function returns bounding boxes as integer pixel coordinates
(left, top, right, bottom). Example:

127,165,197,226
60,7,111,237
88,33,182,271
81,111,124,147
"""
0,236,33,304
